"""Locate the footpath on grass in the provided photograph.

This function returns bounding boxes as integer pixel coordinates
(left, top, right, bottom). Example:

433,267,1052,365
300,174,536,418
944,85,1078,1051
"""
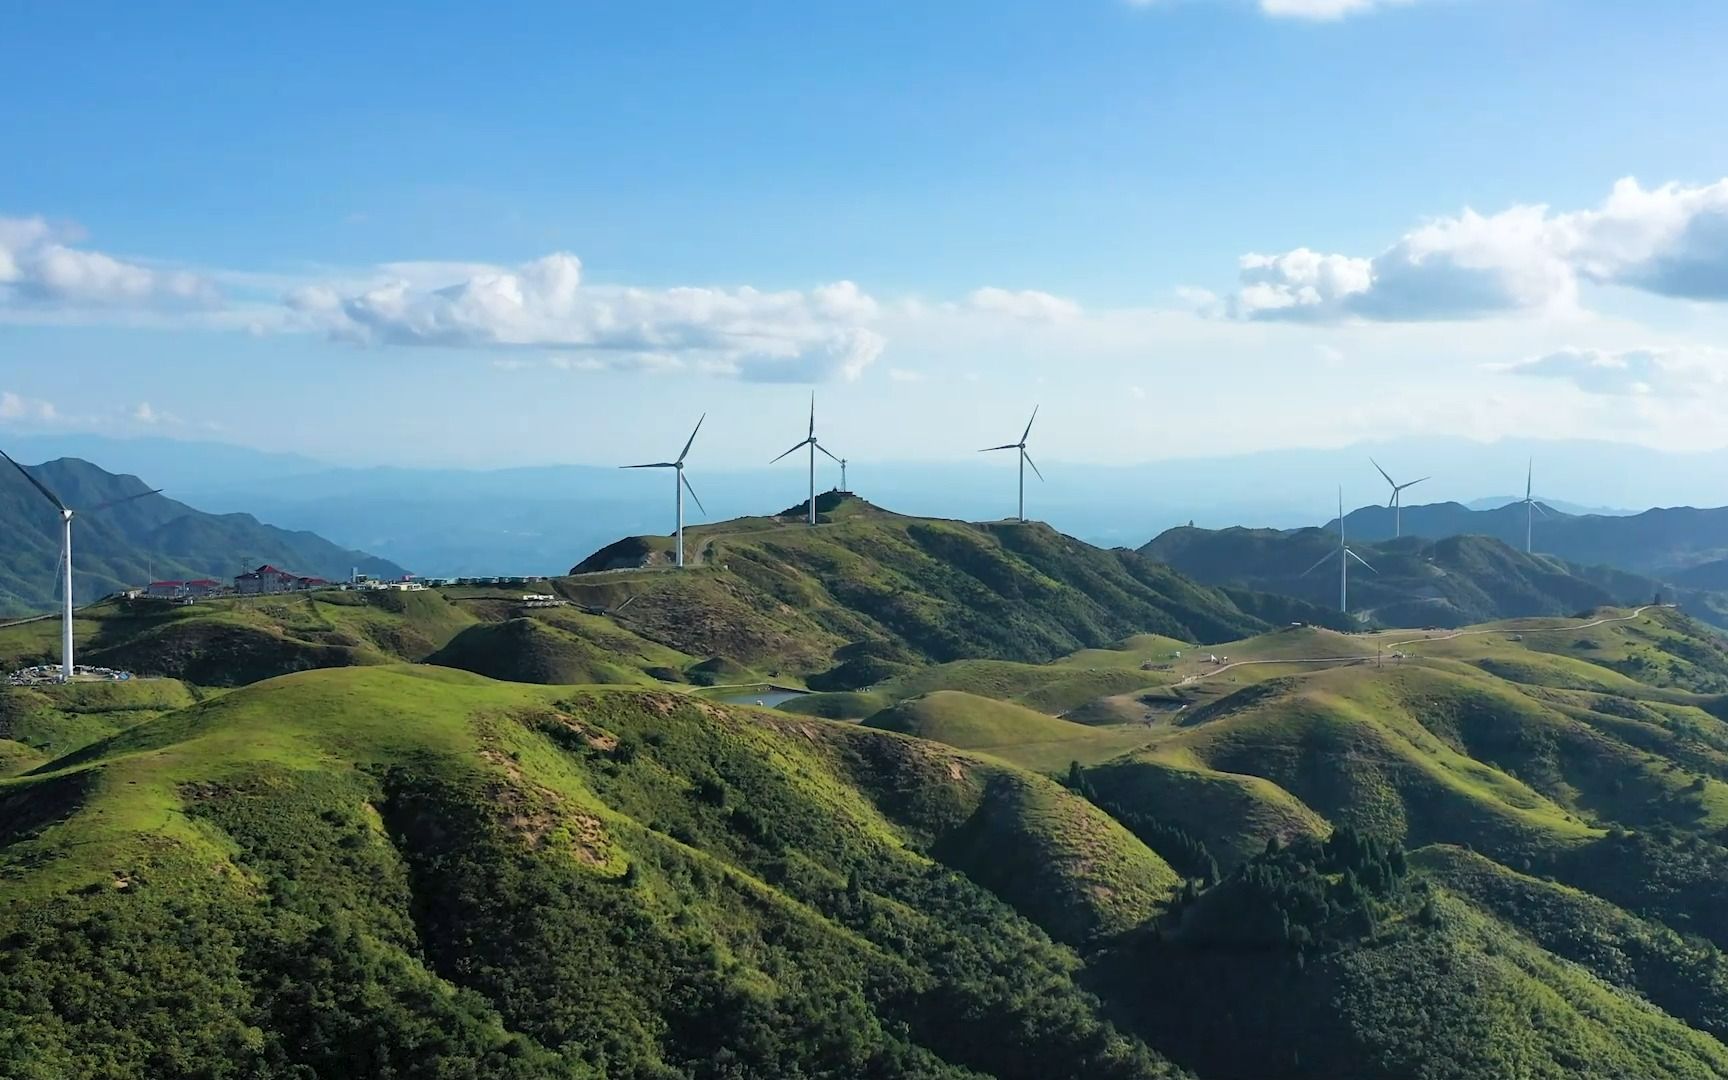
1175,606,1664,687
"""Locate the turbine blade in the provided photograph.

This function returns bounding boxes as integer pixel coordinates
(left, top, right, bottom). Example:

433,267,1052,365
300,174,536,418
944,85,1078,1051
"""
622,462,676,469
978,443,1019,452
1401,476,1430,490
682,473,707,517
816,442,842,465
677,413,706,465
1532,501,1549,518
1370,457,1395,487
1347,548,1378,574
1022,450,1044,482
1526,459,1533,500
1022,405,1039,443
808,392,815,438
1387,494,1396,508
89,488,163,512
1,449,67,512
1299,551,1334,578
770,441,807,464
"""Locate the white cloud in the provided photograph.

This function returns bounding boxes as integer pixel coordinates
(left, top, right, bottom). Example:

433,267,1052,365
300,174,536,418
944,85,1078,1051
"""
130,401,183,426
1497,346,1728,398
888,367,927,383
288,253,886,383
0,390,58,422
1257,0,1412,19
1218,177,1728,323
1127,0,1418,20
1128,385,1147,399
966,286,1082,321
0,216,219,310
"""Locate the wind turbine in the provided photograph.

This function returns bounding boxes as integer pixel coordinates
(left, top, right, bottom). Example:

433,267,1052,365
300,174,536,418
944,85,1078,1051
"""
839,458,848,494
980,406,1043,523
770,393,840,525
2,450,161,681
621,415,706,568
1370,458,1428,538
1302,487,1377,614
1519,458,1545,553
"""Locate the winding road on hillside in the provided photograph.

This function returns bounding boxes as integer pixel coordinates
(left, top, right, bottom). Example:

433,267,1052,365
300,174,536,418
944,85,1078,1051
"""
1175,605,1665,687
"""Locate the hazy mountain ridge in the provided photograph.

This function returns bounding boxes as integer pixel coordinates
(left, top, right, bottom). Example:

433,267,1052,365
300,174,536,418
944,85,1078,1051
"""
1139,526,1725,629
1,457,408,616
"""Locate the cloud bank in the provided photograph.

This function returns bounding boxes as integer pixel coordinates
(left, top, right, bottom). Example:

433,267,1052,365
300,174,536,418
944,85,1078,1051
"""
1500,346,1728,398
1222,178,1728,322
287,254,887,382
0,217,218,310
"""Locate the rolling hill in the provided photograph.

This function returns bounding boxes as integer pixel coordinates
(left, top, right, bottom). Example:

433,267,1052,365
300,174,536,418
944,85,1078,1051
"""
1140,525,1724,628
1337,499,1728,579
15,494,1728,1075
1,455,407,616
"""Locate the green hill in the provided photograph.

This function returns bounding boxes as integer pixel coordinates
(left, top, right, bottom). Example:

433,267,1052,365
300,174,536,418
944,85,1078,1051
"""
1,455,406,616
0,667,1185,1077
14,501,1728,1075
1140,526,1704,628
568,495,1349,688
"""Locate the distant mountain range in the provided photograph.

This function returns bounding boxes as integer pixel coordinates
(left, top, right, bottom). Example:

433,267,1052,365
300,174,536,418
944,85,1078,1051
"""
1139,527,1703,629
1332,501,1728,579
0,457,407,616
9,432,1728,577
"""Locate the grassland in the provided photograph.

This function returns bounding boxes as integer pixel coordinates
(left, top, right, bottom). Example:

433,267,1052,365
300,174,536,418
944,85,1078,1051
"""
10,506,1728,1076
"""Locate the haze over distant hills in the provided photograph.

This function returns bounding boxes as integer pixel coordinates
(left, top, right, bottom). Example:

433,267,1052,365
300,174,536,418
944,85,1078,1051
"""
1334,502,1728,579
9,433,1728,577
0,457,406,616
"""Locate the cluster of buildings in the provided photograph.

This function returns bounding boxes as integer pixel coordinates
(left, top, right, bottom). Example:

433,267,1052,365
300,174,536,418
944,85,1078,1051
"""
129,566,553,605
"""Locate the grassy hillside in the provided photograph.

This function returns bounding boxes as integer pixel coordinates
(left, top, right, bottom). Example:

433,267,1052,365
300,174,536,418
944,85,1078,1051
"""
566,496,1350,688
0,667,1185,1077
13,510,1728,1075
1141,527,1688,628
1,455,406,616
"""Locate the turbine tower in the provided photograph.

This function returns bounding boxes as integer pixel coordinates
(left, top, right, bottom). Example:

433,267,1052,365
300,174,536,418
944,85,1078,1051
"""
771,393,840,525
621,415,707,568
1370,458,1428,538
1519,459,1546,553
1302,487,1377,614
980,406,1043,523
3,450,161,681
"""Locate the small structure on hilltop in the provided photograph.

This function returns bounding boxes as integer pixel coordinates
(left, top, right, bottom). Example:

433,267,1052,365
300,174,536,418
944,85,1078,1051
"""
235,565,332,595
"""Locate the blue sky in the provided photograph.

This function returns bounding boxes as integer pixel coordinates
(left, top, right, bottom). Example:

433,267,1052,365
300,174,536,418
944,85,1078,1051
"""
4,0,1728,469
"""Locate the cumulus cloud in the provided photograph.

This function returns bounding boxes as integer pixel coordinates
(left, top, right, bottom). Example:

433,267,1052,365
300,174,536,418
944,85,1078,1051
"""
1498,346,1728,398
1218,177,1728,323
0,390,58,422
288,253,886,383
0,217,219,310
966,287,1082,321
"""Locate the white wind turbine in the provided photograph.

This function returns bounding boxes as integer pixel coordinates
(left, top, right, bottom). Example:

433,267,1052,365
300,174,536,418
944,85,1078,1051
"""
770,393,841,526
3,450,161,681
621,415,707,568
980,406,1043,523
1370,458,1428,538
1519,458,1545,553
1302,487,1377,613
